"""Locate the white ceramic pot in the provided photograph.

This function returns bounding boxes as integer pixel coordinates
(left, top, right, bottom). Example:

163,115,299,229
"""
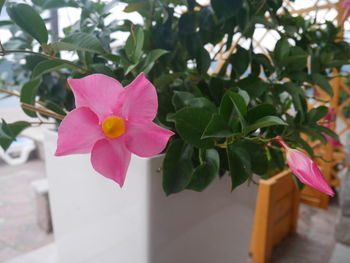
44,130,258,263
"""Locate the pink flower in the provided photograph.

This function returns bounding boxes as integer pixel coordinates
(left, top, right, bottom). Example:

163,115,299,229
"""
275,137,334,196
342,0,350,17
324,107,336,122
322,108,342,147
55,73,174,187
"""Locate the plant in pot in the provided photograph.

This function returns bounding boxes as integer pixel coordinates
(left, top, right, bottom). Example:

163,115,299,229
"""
0,0,349,262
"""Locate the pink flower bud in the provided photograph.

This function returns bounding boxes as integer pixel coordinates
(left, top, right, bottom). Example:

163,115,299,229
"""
275,137,334,197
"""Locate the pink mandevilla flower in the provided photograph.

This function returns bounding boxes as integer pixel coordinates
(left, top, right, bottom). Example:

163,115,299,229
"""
342,0,350,17
55,73,175,187
275,137,334,196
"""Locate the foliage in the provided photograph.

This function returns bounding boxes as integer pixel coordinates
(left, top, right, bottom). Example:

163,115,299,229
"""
0,0,349,194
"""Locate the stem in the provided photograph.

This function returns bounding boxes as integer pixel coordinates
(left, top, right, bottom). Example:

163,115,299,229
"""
1,48,89,73
272,136,289,150
21,103,65,120
0,88,47,107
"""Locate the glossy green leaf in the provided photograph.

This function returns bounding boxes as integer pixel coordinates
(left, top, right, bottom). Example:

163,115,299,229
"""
125,27,144,63
172,91,195,110
307,106,328,123
245,116,287,134
202,114,235,138
163,139,194,195
227,144,252,190
20,78,41,117
0,120,31,151
211,0,243,19
42,0,78,9
311,73,333,97
7,4,48,44
187,149,220,192
52,33,106,54
237,75,269,98
32,60,74,79
139,49,168,74
274,37,290,64
231,45,250,76
173,107,215,149
227,91,247,129
196,48,211,75
0,0,5,14
247,104,276,123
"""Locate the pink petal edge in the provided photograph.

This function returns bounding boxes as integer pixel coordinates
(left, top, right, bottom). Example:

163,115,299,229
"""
90,138,131,187
121,72,158,121
55,107,103,156
125,121,175,158
68,74,124,121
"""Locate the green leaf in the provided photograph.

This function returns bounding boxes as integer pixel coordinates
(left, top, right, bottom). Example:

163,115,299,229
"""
173,107,215,149
274,37,290,64
139,49,168,74
172,91,195,110
245,116,287,134
237,75,269,98
227,91,247,129
0,120,30,151
20,79,41,118
42,0,78,9
125,27,144,63
163,139,194,195
311,73,333,97
32,60,74,79
231,45,250,76
211,0,243,19
184,98,217,113
247,104,276,123
124,2,148,13
187,149,220,192
238,89,250,106
52,33,106,54
315,125,339,141
0,0,5,14
308,106,328,123
202,114,235,138
196,48,211,75
227,144,252,190
7,3,48,44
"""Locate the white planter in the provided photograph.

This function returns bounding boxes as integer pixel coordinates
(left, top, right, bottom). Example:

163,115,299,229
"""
44,130,258,263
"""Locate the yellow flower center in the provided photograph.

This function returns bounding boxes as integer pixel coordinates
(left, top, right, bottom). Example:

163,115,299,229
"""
101,116,126,138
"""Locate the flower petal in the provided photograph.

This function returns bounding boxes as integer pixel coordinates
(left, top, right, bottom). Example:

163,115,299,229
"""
125,122,174,158
68,74,124,121
122,73,158,121
90,139,131,187
286,149,334,196
55,107,103,156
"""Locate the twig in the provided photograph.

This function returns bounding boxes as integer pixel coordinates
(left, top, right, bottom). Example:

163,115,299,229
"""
0,88,47,107
21,103,65,120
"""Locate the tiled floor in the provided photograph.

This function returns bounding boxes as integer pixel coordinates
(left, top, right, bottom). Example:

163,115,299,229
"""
0,159,54,262
272,200,339,263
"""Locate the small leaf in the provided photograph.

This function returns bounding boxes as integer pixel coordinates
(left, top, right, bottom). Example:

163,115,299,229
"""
7,3,48,44
311,73,333,97
202,114,235,138
0,0,5,14
52,33,106,54
32,60,74,79
228,91,247,129
247,104,276,123
125,26,144,63
245,116,287,134
173,107,215,149
227,144,252,190
0,120,31,151
211,0,243,19
20,79,41,117
163,139,194,195
308,106,328,123
187,149,220,192
274,37,290,64
139,49,168,74
231,45,250,76
196,48,211,75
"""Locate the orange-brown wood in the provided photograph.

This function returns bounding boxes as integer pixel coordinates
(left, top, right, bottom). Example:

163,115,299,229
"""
250,170,300,263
